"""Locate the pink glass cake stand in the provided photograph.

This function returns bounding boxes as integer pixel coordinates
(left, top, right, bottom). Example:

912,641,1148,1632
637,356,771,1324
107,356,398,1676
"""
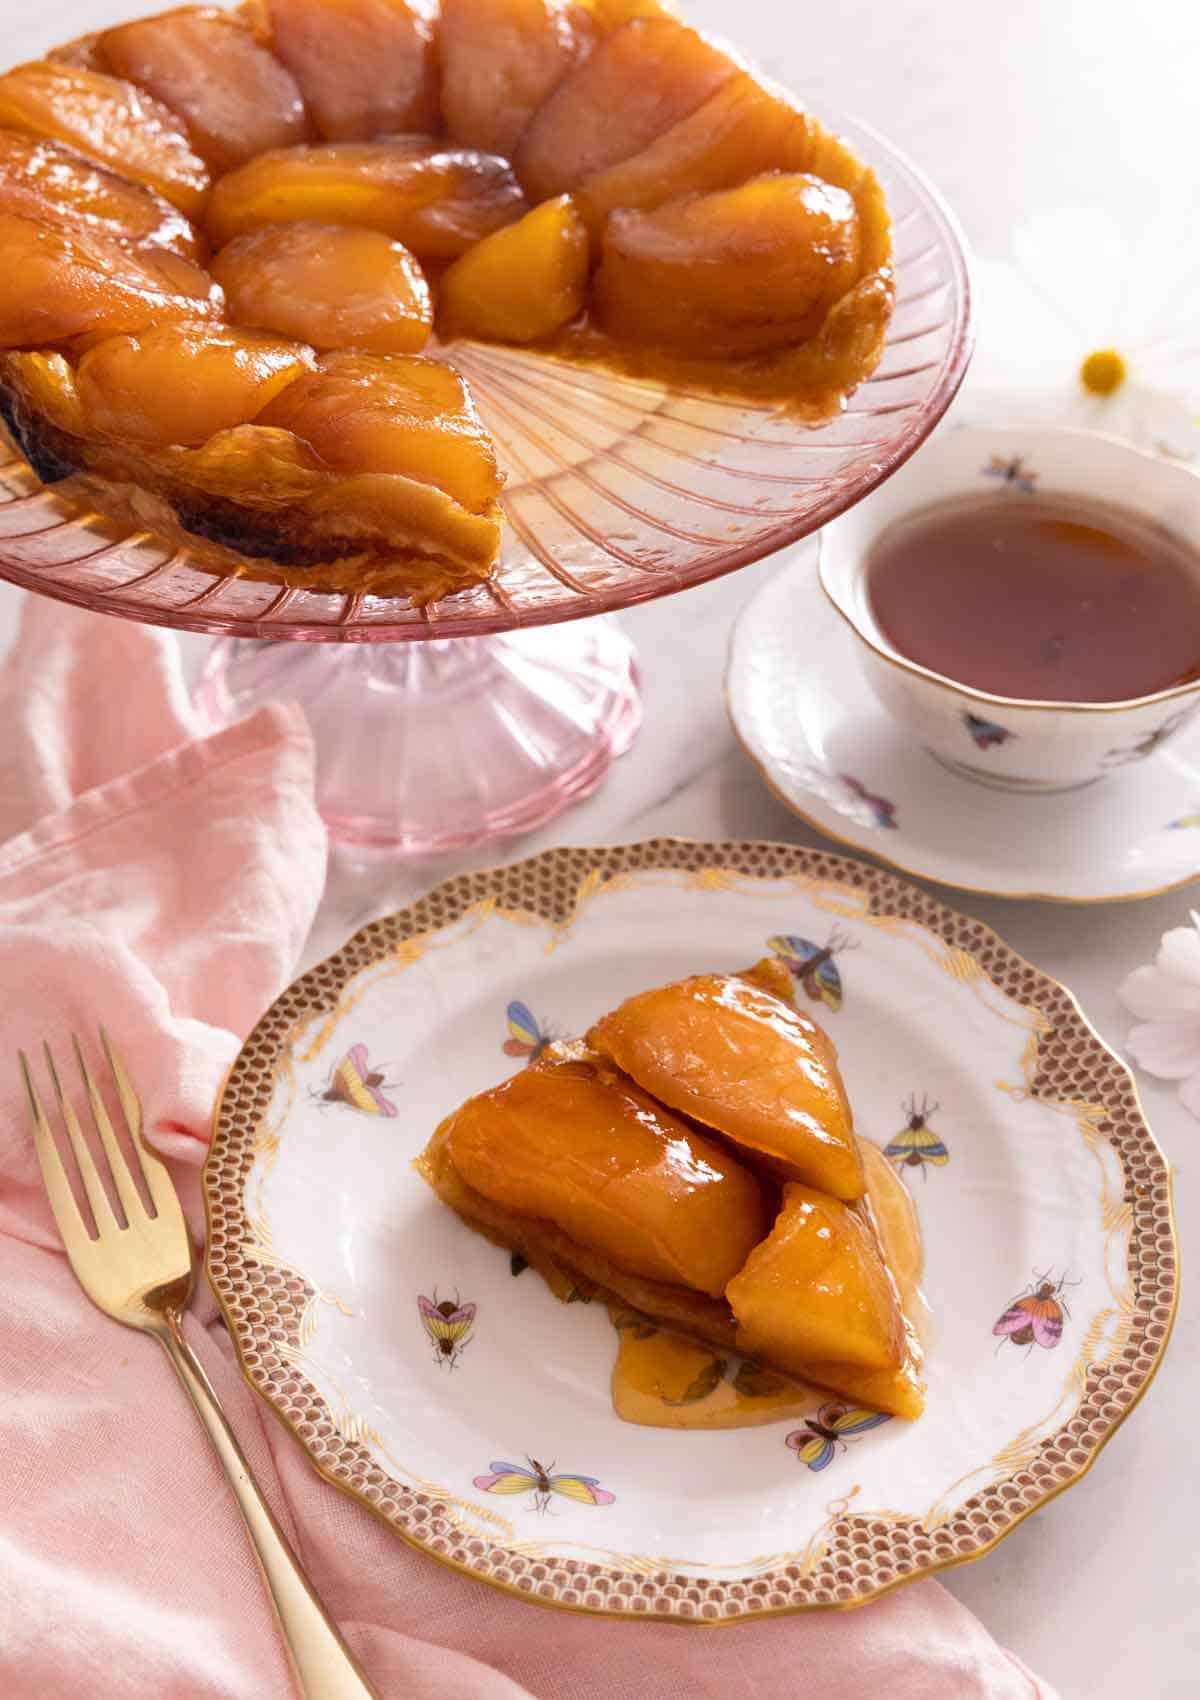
0,111,970,854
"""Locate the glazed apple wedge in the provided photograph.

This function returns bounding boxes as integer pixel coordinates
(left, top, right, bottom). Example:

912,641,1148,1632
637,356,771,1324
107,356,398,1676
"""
265,0,440,140
214,223,433,353
575,71,817,234
75,324,312,448
439,194,588,342
595,173,864,357
0,60,210,215
514,16,739,200
0,213,222,349
100,6,312,174
439,0,597,156
0,131,203,259
206,139,527,256
259,351,502,515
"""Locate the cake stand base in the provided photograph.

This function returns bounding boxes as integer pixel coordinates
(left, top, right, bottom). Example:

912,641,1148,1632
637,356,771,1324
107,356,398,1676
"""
194,617,642,854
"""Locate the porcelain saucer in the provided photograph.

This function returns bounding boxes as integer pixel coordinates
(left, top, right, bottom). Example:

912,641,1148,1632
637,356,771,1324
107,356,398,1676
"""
727,549,1200,902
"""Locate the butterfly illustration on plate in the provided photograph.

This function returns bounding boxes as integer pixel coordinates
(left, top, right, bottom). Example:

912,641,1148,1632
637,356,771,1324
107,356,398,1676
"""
884,1094,949,1177
473,1457,616,1513
314,1044,398,1116
768,928,858,1012
1168,808,1200,829
785,1402,891,1471
502,1000,553,1064
417,1290,477,1369
993,1270,1078,1355
964,712,1016,750
837,773,898,831
982,453,1037,493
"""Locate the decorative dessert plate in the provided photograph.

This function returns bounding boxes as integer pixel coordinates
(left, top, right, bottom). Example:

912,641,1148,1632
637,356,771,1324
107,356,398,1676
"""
727,551,1200,902
207,840,1175,1619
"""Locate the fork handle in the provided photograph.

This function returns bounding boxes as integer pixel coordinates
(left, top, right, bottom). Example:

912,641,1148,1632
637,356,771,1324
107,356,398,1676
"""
156,1312,381,1700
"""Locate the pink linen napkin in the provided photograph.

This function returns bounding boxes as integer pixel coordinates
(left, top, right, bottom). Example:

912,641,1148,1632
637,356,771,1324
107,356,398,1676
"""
0,596,1057,1700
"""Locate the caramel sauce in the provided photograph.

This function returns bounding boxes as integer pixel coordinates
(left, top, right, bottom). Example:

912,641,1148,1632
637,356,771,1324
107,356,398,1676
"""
609,1139,926,1429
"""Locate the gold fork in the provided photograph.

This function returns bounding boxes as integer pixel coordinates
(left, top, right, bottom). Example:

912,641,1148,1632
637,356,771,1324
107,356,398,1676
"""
22,1033,380,1700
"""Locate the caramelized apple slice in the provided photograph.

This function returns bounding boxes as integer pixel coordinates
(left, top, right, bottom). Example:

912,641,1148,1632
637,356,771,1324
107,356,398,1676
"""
514,17,738,201
258,351,502,513
595,173,863,356
727,1183,924,1418
439,194,587,342
266,0,438,140
588,963,864,1200
0,61,210,216
440,0,597,156
0,213,220,349
576,71,816,234
214,223,432,353
1,350,87,436
206,140,526,257
436,1043,767,1296
100,6,311,174
76,324,310,447
0,131,202,258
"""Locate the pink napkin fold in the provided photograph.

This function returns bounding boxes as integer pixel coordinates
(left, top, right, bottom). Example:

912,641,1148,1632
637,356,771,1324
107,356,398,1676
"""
0,595,1058,1700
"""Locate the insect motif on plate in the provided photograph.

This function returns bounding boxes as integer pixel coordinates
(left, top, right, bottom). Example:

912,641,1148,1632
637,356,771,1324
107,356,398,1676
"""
838,772,898,831
768,928,858,1012
982,453,1037,493
1105,705,1198,766
1167,808,1200,829
785,1402,892,1471
473,1457,616,1513
314,1044,398,1116
993,1270,1078,1355
964,711,1016,750
502,1000,552,1064
884,1094,949,1177
417,1290,477,1369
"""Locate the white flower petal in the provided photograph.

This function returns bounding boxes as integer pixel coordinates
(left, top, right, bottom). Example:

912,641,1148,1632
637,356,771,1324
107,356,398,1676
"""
1127,1017,1200,1080
1119,963,1200,1021
963,257,1078,394
1012,209,1125,341
1158,920,1200,988
1178,1069,1200,1122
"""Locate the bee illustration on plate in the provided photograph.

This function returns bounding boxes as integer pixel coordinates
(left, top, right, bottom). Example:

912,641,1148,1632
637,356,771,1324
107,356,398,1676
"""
1105,705,1197,766
417,1290,477,1369
503,1000,553,1064
313,1044,398,1116
473,1457,616,1513
993,1270,1078,1355
964,712,1016,750
768,928,858,1012
838,773,898,831
884,1094,949,1177
785,1402,892,1471
982,453,1037,493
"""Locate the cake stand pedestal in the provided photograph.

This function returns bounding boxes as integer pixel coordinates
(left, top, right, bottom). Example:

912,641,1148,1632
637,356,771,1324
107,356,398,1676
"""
196,618,641,853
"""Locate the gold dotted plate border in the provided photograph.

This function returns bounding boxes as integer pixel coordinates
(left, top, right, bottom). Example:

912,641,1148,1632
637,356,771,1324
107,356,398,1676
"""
205,838,1177,1621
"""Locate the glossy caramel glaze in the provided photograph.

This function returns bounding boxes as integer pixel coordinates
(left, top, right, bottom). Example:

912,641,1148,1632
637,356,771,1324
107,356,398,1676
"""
726,1180,924,1418
589,962,864,1200
436,1041,768,1296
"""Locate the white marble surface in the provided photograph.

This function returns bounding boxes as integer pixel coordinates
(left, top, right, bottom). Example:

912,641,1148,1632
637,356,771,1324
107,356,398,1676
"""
3,2,1199,1694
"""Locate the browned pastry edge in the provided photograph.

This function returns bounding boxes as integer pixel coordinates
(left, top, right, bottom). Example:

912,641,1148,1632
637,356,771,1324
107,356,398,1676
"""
0,366,496,600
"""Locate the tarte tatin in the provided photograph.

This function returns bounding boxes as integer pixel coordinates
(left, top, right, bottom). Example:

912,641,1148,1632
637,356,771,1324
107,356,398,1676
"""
0,2,893,602
419,961,925,1420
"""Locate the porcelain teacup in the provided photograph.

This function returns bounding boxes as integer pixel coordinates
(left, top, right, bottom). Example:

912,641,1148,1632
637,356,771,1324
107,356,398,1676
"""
818,423,1200,791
